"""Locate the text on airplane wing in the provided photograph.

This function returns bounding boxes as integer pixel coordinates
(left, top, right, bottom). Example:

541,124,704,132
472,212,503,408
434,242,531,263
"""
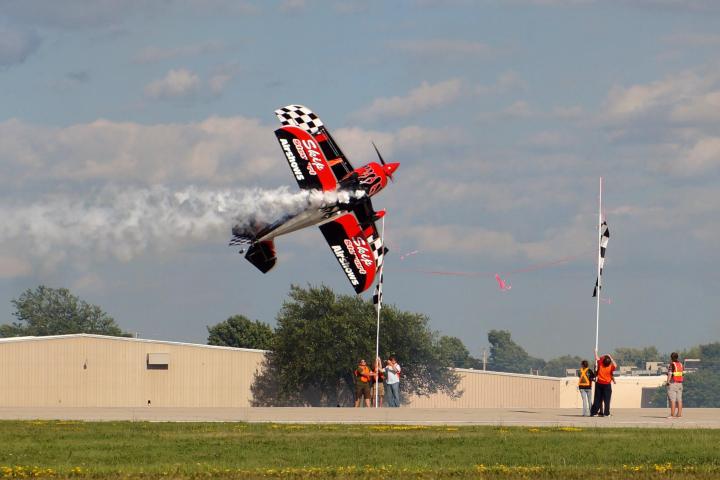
319,211,385,294
275,105,354,182
275,126,338,191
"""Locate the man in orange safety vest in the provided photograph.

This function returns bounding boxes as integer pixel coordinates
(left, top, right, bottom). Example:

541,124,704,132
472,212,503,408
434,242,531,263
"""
666,352,684,419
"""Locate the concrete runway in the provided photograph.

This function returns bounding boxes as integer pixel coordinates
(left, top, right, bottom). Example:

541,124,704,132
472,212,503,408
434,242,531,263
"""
0,407,718,428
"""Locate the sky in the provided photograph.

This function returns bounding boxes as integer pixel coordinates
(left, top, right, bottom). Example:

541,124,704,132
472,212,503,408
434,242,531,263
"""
1,0,719,361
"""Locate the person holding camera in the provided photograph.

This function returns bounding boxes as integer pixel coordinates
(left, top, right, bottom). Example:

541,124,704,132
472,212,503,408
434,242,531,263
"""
385,355,402,407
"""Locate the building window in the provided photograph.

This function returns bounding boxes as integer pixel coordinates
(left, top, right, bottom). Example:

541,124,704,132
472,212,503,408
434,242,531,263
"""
147,352,169,370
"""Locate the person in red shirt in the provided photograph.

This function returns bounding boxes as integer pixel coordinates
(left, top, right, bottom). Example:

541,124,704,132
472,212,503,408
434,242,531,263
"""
590,350,616,417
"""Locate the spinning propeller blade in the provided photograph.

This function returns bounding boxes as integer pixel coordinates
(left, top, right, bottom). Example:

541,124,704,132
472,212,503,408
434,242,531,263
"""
372,141,398,182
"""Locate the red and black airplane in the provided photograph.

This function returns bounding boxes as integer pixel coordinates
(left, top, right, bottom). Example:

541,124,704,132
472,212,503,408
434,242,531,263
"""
231,105,399,294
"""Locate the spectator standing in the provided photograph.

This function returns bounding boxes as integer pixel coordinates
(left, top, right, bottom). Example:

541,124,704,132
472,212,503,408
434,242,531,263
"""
385,355,402,407
590,350,616,417
666,352,684,419
354,359,372,407
577,360,595,416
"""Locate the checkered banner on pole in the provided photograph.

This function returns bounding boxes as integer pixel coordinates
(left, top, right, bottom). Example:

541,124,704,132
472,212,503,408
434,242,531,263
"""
372,273,383,311
593,221,610,297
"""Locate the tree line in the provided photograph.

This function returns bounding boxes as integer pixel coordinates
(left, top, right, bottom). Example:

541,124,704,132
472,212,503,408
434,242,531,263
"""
2,284,719,406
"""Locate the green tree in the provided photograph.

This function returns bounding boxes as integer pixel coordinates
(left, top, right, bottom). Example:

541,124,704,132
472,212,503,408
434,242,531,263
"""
207,315,274,350
2,285,127,337
250,285,461,406
611,346,661,368
487,329,545,374
541,355,584,377
435,335,480,369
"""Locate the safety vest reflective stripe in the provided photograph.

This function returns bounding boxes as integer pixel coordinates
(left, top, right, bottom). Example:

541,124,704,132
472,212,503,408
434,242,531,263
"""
578,368,591,387
671,361,684,382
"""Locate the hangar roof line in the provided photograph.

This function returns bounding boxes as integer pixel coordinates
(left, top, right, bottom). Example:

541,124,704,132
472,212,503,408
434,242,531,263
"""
0,333,269,354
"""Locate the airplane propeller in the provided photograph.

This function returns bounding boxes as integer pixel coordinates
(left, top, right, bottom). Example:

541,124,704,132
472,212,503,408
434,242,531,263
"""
372,142,398,182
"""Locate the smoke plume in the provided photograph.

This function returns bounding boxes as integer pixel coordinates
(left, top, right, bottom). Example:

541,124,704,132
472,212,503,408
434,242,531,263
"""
0,185,363,270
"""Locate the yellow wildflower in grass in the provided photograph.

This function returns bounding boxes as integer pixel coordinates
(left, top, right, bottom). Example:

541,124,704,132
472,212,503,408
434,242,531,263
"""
528,428,541,433
270,423,305,430
445,427,459,431
369,425,428,431
654,462,673,473
557,426,583,432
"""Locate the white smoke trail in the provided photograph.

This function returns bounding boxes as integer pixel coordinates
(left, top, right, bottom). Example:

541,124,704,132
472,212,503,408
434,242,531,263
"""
0,185,365,266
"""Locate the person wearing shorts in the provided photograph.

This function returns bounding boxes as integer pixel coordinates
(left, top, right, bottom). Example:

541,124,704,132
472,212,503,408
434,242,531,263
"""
354,359,372,407
666,352,684,418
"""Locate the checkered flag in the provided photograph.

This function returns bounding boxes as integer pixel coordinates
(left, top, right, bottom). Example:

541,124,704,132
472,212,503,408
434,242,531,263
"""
372,273,383,312
593,221,610,297
274,105,324,135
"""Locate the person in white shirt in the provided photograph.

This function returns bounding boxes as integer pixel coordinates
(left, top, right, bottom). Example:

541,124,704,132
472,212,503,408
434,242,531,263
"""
385,355,402,407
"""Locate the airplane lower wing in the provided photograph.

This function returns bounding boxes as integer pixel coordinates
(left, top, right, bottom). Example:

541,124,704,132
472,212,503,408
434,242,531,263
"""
319,205,386,294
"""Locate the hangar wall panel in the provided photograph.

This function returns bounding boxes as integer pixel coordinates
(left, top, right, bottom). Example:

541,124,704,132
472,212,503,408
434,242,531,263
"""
558,375,665,409
0,335,266,407
406,369,561,408
1,336,661,408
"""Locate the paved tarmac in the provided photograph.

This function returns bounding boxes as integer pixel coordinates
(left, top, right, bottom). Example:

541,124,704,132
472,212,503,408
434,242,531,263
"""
0,407,718,428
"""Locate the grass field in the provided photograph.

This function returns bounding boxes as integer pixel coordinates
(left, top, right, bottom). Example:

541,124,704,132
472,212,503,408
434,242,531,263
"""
0,421,719,479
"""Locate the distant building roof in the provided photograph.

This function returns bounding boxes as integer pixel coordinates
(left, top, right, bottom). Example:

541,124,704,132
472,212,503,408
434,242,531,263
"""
0,333,269,354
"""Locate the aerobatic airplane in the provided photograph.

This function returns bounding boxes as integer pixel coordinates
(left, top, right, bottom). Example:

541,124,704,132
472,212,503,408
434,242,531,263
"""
230,105,399,294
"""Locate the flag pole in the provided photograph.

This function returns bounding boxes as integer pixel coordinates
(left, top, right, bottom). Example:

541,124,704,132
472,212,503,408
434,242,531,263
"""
374,215,385,409
595,177,602,353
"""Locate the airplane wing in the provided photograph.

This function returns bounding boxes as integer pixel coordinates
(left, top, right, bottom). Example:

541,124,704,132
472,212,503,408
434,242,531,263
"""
275,105,354,187
319,199,387,294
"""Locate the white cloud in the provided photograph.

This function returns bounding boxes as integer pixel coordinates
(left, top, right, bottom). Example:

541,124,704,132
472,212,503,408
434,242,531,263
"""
680,137,720,174
600,67,720,176
0,117,278,185
602,69,720,122
670,91,720,124
0,117,460,188
144,68,201,99
332,125,462,163
353,79,463,121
